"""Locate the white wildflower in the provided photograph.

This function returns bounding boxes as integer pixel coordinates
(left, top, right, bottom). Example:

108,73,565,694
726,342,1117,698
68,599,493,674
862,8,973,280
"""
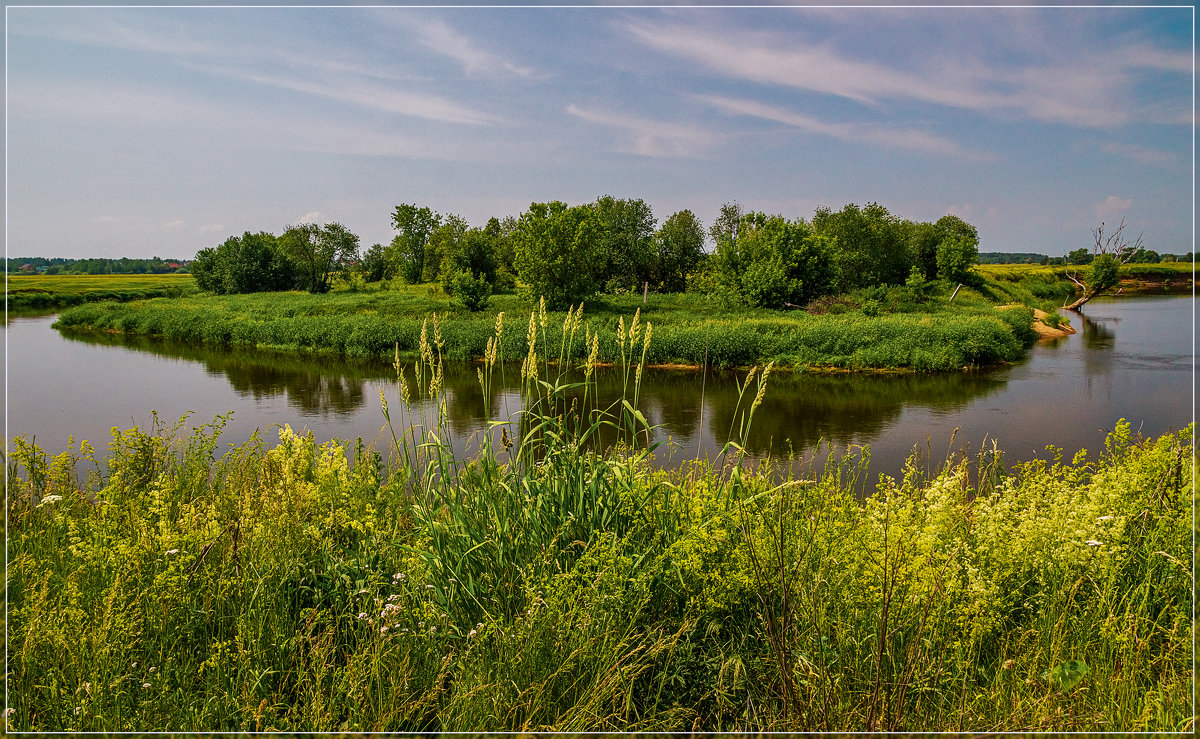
380,626,389,634
142,683,151,689
1085,540,1103,547
165,549,179,556
469,630,477,638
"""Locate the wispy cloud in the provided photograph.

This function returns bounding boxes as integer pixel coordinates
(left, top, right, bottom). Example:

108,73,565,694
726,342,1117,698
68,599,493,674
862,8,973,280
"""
403,16,536,79
163,220,186,230
625,18,1189,128
697,95,991,160
566,104,721,158
297,211,321,225
199,224,225,234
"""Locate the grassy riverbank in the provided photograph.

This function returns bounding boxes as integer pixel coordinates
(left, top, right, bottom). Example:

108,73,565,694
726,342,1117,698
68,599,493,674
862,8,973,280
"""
7,333,1193,731
53,277,1041,371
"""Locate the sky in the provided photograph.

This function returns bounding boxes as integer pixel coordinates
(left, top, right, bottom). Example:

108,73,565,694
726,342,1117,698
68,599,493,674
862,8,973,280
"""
5,3,1194,260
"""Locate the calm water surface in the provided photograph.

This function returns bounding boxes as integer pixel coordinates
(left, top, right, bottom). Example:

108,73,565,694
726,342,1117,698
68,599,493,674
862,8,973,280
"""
5,296,1193,481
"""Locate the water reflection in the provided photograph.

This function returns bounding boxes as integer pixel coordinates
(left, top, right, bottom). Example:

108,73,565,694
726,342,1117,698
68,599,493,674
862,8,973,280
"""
59,327,1012,460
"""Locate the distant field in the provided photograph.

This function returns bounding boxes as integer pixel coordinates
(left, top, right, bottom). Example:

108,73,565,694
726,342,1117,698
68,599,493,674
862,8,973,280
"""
977,261,1194,282
5,273,197,311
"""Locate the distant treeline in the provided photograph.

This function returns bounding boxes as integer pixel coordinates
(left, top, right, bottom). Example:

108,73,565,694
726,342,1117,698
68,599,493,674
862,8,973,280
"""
5,256,190,275
980,250,1192,265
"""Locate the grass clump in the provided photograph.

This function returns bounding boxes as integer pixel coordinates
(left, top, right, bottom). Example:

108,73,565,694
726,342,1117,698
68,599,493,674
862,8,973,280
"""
7,306,1193,732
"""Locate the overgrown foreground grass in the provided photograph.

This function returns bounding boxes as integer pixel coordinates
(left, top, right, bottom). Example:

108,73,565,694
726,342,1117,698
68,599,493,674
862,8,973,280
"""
7,311,1194,732
5,274,197,311
53,278,1038,370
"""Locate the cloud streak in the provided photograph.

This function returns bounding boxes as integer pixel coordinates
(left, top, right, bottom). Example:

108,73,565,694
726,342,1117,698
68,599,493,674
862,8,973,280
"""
566,104,721,158
697,95,992,160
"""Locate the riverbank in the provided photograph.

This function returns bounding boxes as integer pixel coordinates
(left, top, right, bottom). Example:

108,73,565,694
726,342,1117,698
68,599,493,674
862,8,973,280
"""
7,393,1192,731
52,277,1046,371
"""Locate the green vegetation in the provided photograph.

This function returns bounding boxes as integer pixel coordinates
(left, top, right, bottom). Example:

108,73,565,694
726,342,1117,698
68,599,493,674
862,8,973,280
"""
5,274,197,312
7,314,1192,731
4,256,190,275
54,278,1037,371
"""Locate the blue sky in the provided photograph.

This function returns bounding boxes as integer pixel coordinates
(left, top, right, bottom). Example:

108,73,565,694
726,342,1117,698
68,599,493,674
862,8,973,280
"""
5,3,1194,259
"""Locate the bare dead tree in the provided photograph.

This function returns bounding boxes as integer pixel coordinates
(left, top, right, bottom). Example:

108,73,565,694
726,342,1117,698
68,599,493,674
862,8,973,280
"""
1063,218,1143,311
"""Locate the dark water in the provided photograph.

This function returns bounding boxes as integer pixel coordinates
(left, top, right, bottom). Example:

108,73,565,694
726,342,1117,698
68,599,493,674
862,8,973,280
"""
4,296,1193,481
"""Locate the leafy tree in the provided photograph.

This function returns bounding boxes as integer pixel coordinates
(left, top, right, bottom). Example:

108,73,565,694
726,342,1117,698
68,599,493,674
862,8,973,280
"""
653,209,705,293
513,201,602,309
936,234,979,284
359,243,393,282
389,204,441,283
813,202,912,290
424,214,469,283
908,221,942,281
591,195,657,291
280,222,360,294
192,232,296,295
710,212,834,309
708,201,743,248
441,227,500,312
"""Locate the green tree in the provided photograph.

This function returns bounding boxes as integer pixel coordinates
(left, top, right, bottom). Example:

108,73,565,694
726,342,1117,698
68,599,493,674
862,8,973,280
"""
710,212,834,309
359,243,393,282
936,234,979,284
191,232,296,295
441,227,500,312
653,209,705,293
424,214,469,283
280,222,361,294
708,201,743,248
513,201,602,309
389,204,441,283
591,195,656,292
813,202,912,290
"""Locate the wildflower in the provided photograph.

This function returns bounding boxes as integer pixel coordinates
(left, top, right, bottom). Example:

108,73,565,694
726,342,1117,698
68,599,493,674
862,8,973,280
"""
1085,540,1103,547
387,594,401,602
148,667,156,673
381,626,388,634
357,588,369,595
476,623,484,629
4,708,15,718
394,572,406,581
142,683,151,689
430,626,437,634
1002,659,1015,670
426,584,435,590
1097,515,1114,521
379,388,388,416
448,578,456,584
358,612,367,620
165,549,179,556
469,630,477,638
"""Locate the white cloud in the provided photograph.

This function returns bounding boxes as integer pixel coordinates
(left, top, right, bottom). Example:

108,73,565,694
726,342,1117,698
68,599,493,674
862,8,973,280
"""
566,104,721,158
404,16,536,79
696,95,992,161
163,220,185,229
298,211,321,225
199,224,225,234
1093,195,1132,219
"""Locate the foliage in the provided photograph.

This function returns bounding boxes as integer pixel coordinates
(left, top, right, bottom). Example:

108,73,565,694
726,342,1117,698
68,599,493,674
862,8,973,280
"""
813,202,913,291
389,203,442,284
191,231,297,295
936,234,979,284
280,222,361,294
424,214,469,284
591,195,656,292
653,209,705,293
512,201,603,310
358,242,393,282
710,212,834,309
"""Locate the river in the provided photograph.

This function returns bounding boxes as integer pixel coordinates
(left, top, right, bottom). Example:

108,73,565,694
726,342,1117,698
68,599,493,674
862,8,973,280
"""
4,295,1193,482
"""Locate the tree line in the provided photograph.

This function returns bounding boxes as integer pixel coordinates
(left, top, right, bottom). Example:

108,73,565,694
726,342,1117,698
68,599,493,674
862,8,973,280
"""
184,197,1004,312
5,256,189,275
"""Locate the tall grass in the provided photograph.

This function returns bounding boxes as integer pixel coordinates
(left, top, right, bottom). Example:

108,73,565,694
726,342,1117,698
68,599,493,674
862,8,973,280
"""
7,305,1193,731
